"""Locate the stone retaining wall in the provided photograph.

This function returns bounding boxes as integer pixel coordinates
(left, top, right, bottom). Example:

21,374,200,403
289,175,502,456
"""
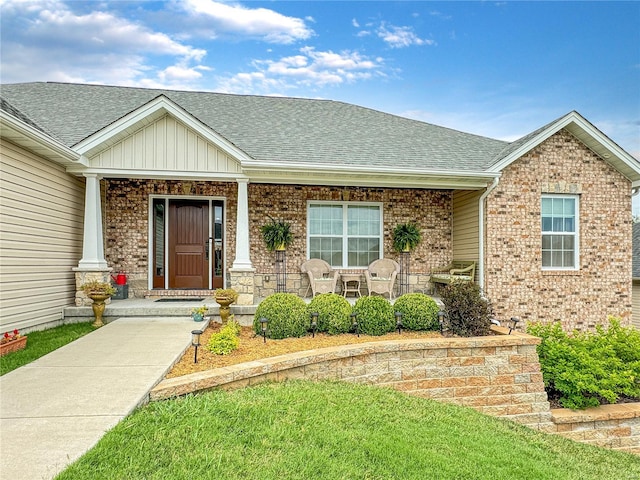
151,327,640,453
150,327,553,430
551,403,640,455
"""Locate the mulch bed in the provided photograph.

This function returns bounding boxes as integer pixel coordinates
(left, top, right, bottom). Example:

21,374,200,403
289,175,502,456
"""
166,324,441,378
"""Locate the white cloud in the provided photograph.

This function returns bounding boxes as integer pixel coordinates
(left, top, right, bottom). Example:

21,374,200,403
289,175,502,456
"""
377,23,435,48
0,0,207,87
181,0,313,44
214,47,385,95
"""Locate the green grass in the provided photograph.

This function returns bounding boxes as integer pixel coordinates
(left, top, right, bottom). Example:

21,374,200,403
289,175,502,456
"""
57,381,640,480
0,322,94,375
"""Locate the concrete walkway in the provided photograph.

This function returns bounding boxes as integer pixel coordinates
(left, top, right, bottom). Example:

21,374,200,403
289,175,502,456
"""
0,317,206,480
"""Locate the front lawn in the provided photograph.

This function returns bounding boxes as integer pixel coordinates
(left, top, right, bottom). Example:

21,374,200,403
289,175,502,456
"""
57,381,640,480
0,322,94,375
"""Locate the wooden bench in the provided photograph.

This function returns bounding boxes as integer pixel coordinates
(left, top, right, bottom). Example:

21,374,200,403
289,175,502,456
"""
430,261,477,291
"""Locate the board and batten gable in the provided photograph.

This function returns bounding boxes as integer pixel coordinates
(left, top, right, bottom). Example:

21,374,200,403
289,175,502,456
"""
89,114,243,174
0,140,85,331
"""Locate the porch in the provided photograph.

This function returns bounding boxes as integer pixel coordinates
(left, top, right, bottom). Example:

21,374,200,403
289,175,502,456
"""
63,290,444,327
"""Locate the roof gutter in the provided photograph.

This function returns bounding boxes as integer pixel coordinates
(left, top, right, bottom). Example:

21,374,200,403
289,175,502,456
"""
478,175,501,290
0,110,83,166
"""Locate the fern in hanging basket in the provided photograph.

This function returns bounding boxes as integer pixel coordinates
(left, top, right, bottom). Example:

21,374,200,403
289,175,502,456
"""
392,222,422,252
260,216,293,251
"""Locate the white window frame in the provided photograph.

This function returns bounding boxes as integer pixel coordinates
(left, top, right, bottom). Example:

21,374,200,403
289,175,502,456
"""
541,194,580,271
306,201,384,268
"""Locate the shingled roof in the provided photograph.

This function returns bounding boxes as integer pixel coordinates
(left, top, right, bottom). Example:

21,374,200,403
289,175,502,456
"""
0,82,508,171
634,222,640,279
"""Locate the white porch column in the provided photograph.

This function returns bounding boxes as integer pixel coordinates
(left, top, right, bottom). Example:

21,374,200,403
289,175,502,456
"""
76,173,108,270
232,178,253,269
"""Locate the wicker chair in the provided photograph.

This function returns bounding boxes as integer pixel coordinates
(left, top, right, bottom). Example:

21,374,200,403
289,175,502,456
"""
300,259,339,297
364,258,400,300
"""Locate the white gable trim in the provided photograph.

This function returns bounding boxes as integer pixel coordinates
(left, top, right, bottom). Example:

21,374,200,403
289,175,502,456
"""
73,95,253,163
0,109,84,167
488,111,640,181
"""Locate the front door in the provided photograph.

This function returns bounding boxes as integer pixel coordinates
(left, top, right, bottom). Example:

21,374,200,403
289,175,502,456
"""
152,198,224,290
169,200,209,289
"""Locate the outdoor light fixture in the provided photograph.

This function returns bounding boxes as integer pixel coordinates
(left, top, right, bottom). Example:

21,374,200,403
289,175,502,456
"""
508,317,520,335
438,310,445,335
351,312,359,337
395,311,403,334
260,317,269,343
310,312,319,338
191,329,203,364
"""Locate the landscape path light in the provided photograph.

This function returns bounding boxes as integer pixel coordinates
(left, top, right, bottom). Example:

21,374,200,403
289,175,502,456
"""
351,312,359,337
395,311,403,334
508,317,520,335
260,317,269,343
310,312,319,338
438,310,445,335
191,329,203,363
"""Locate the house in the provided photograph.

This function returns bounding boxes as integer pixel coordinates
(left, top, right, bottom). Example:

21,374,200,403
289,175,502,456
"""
633,221,640,329
1,82,638,333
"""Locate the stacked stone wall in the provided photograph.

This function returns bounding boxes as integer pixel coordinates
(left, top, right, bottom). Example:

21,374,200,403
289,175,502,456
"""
485,129,633,329
151,328,552,429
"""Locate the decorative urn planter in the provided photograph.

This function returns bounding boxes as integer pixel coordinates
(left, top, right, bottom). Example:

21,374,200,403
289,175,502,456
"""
87,292,112,328
81,281,116,328
214,289,239,324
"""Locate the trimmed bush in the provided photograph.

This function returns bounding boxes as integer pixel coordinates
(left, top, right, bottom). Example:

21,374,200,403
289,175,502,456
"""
254,293,309,339
353,296,394,336
527,318,640,409
393,293,440,331
308,293,353,335
208,318,241,355
440,281,493,337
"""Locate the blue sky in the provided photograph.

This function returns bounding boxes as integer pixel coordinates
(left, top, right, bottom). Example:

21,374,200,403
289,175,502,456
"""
1,0,639,210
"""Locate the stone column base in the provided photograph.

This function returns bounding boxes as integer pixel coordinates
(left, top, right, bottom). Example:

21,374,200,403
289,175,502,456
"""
229,268,256,305
73,268,113,306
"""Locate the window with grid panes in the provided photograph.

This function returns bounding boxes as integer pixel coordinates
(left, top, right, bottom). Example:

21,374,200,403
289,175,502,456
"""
308,202,382,268
541,195,579,269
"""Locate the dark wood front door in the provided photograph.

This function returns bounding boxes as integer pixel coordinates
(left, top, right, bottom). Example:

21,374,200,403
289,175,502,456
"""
169,200,209,289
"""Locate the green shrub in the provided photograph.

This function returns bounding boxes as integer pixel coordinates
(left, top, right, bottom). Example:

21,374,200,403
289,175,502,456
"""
253,293,309,339
527,318,640,409
308,293,353,335
353,296,394,336
208,318,241,355
393,293,440,331
440,281,493,337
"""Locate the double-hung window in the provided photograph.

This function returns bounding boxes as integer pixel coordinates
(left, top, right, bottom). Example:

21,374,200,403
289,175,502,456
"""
308,202,382,268
541,195,579,269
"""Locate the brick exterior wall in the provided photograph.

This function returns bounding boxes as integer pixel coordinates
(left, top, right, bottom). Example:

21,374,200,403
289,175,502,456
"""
248,184,451,297
485,130,633,329
103,180,452,298
104,179,237,295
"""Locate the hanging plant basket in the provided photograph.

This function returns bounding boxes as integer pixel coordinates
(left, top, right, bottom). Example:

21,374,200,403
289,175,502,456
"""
392,222,422,253
260,216,293,252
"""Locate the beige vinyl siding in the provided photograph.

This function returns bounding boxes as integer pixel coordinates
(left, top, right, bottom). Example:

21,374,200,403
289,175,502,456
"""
633,281,640,329
0,140,85,331
90,115,242,174
452,190,481,262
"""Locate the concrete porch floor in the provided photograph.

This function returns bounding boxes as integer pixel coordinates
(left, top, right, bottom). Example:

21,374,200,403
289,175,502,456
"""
63,293,443,327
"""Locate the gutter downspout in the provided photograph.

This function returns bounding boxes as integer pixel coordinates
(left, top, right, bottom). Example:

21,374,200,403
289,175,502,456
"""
478,176,501,290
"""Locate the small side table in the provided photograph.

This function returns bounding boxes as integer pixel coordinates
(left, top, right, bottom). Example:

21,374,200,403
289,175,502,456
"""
341,273,362,298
